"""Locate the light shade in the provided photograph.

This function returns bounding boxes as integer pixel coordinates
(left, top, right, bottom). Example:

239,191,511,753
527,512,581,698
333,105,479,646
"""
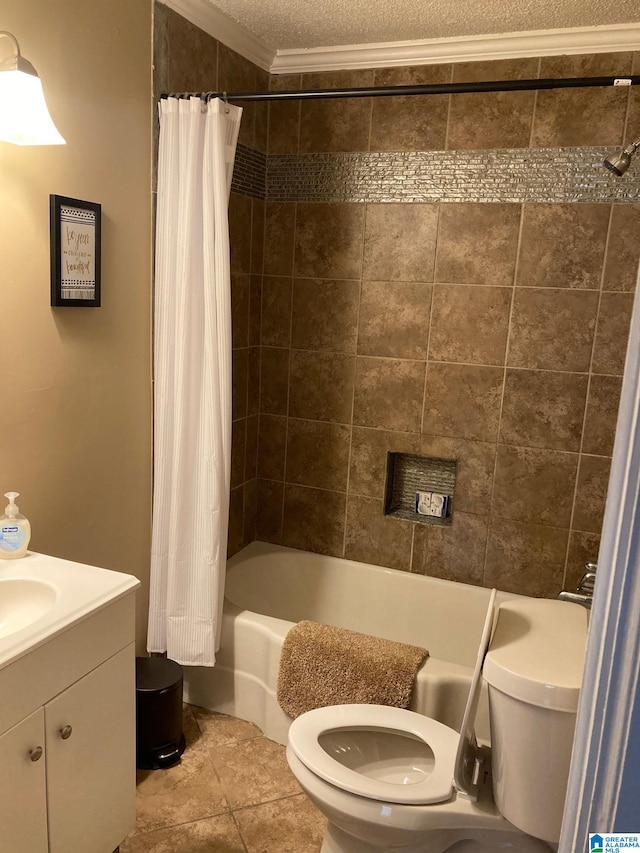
0,32,65,146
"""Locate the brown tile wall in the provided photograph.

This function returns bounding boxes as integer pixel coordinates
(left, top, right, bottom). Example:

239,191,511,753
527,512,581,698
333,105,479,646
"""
257,53,640,597
153,9,640,595
154,4,267,556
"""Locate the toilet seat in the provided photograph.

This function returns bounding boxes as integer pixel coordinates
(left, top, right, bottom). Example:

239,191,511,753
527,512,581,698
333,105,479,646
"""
288,703,459,805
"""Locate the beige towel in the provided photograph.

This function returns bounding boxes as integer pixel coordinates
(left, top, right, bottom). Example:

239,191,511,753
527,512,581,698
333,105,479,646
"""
277,620,429,719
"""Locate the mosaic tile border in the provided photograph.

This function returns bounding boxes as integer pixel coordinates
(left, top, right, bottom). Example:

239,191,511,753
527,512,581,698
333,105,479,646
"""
268,147,640,204
233,145,640,204
231,144,266,199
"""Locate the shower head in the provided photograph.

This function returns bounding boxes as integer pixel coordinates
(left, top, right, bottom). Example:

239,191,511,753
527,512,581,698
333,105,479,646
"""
604,137,640,176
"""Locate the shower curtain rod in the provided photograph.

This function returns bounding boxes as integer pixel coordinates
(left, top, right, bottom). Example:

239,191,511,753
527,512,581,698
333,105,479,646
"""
162,75,640,102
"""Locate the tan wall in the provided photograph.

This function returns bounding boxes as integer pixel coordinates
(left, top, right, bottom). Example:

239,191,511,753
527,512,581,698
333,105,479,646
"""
256,56,640,598
0,0,153,650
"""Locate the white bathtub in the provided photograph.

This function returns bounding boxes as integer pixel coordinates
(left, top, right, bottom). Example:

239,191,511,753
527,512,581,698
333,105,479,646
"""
183,542,520,745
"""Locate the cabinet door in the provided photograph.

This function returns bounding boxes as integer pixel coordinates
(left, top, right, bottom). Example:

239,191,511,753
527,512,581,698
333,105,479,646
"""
45,644,136,853
0,707,48,853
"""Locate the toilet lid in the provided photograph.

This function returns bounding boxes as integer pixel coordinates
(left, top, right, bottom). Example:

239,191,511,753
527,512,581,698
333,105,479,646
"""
288,704,459,804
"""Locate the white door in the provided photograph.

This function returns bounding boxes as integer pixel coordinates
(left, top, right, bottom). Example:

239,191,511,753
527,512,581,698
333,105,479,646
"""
0,707,48,853
45,644,136,853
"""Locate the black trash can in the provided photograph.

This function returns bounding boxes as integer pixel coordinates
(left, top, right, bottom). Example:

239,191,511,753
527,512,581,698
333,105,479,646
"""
135,657,186,770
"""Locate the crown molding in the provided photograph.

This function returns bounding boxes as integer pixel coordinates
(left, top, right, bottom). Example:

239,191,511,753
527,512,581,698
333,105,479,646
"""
157,5,640,78
271,24,640,74
159,0,275,72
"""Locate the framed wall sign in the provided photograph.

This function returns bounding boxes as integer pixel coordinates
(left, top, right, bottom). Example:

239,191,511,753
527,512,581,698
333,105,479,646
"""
50,194,101,307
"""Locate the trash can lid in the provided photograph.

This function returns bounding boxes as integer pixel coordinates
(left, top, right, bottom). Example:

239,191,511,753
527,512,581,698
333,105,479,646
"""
136,656,183,692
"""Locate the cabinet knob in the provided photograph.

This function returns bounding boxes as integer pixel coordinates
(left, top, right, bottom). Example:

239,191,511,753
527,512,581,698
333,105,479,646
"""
59,725,73,740
29,746,43,762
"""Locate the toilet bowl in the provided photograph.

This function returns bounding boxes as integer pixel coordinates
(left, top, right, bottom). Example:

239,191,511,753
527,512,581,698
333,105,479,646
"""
287,704,550,852
286,594,587,853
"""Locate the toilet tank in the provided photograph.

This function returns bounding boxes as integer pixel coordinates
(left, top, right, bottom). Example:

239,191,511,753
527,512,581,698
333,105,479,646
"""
483,598,588,844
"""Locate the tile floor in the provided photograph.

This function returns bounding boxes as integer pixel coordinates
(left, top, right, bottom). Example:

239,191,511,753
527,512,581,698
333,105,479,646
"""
121,705,326,853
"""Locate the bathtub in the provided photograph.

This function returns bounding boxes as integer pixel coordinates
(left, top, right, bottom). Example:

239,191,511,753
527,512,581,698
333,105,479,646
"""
183,541,520,745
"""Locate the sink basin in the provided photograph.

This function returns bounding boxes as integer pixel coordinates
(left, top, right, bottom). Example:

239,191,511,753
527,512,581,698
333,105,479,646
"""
0,578,58,639
0,552,139,670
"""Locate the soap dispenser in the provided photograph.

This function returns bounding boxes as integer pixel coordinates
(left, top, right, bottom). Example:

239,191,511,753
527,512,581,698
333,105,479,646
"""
0,492,31,559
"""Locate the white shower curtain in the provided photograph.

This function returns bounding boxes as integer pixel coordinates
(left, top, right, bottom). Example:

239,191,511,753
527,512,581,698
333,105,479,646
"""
147,96,242,666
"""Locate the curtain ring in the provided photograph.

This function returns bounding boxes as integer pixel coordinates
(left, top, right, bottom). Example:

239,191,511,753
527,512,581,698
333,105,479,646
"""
222,92,230,114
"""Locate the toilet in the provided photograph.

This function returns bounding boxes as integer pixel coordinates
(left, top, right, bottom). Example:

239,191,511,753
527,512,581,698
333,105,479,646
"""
286,592,588,853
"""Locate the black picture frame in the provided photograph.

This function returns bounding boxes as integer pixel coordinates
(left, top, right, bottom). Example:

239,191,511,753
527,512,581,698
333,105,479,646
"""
50,194,101,307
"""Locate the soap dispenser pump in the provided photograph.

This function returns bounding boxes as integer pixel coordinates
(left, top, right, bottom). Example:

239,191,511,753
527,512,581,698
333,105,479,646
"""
0,492,31,559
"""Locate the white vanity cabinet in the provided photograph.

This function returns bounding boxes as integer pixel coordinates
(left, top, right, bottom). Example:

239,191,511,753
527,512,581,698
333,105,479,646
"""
46,644,135,852
0,707,48,852
0,575,138,853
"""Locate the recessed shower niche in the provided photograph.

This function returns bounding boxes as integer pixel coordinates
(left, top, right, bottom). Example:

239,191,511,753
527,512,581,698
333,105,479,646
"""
384,452,457,526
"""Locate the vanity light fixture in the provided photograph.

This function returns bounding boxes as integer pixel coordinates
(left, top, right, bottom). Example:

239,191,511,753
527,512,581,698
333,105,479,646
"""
0,30,65,145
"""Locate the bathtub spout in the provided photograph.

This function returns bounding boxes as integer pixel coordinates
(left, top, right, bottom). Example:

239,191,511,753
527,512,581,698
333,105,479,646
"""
557,590,592,610
558,561,596,610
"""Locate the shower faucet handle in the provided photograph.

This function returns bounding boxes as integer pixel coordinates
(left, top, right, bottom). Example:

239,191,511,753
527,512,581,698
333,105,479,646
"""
578,563,597,593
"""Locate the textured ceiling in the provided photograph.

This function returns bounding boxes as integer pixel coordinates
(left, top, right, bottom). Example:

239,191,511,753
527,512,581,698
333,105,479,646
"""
206,0,640,50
